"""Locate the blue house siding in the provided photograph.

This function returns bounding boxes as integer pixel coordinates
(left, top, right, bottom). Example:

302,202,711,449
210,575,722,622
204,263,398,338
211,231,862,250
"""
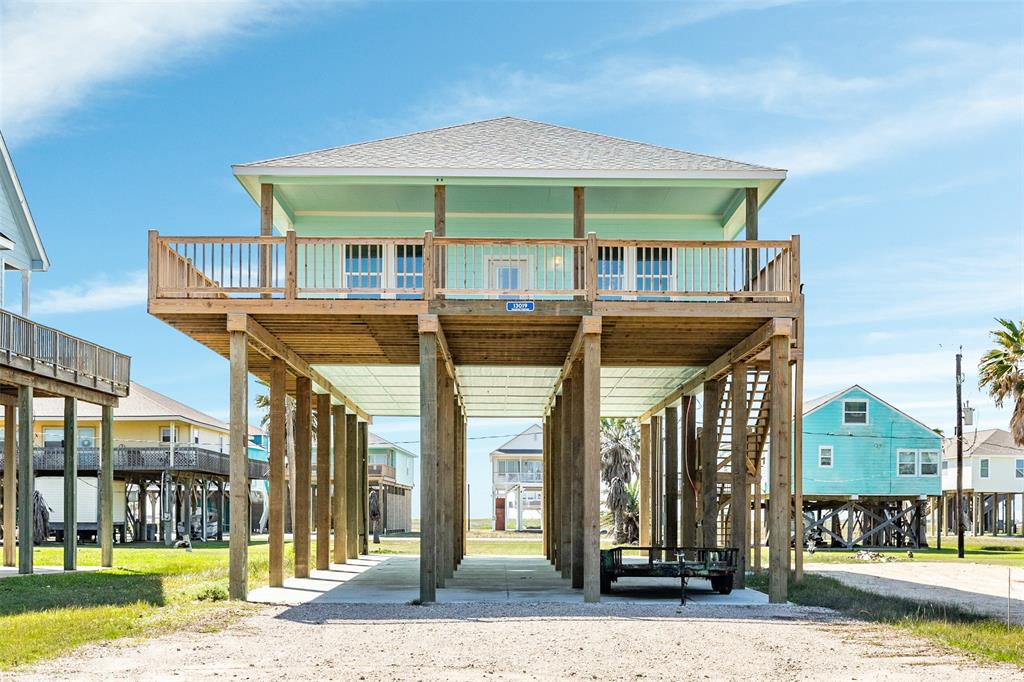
800,386,942,497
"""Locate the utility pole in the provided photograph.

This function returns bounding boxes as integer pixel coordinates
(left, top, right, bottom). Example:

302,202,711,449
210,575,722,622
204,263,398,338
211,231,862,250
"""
956,349,965,559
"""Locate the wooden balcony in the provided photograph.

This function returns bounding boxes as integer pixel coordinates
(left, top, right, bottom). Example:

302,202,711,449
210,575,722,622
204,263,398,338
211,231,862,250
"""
148,231,799,305
0,308,131,402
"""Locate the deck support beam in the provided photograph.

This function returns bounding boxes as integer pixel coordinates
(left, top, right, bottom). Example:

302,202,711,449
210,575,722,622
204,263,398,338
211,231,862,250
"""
701,379,723,547
268,358,286,586
730,364,748,589
228,331,248,597
581,329,601,603
767,328,792,604
100,405,114,567
293,375,312,579
315,392,332,570
17,386,32,574
332,403,347,564
2,407,14,567
664,405,679,551
418,323,439,602
63,397,78,570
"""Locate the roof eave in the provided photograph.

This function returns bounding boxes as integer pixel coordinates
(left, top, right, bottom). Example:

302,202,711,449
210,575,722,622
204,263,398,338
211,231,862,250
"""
231,165,788,181
0,131,50,272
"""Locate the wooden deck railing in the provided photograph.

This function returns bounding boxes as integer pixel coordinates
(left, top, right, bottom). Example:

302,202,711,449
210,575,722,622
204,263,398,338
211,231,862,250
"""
0,309,131,392
149,230,798,304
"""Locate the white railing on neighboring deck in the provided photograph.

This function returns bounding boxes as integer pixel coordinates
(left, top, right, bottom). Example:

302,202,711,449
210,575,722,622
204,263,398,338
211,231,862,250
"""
149,230,799,304
0,309,131,391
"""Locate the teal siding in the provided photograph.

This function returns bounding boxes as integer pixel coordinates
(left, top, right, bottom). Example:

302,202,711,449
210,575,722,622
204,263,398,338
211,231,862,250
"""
800,387,942,497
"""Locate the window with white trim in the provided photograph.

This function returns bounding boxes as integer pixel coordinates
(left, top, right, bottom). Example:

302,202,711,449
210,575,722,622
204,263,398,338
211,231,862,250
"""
842,400,868,425
160,426,179,443
818,445,833,468
1016,459,1024,479
979,458,990,478
919,451,939,476
897,450,917,476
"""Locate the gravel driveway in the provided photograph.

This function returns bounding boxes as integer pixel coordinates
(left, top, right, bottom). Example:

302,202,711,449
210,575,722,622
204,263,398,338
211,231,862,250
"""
12,602,1022,681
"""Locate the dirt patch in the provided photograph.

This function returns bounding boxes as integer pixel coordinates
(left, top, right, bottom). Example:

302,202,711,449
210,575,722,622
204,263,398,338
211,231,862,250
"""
13,602,1021,681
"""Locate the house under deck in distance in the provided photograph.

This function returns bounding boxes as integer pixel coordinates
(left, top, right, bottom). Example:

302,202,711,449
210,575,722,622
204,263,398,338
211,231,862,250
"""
148,117,804,603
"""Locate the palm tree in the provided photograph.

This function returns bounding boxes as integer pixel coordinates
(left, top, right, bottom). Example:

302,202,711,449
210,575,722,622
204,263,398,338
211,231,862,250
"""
600,417,639,544
978,318,1024,446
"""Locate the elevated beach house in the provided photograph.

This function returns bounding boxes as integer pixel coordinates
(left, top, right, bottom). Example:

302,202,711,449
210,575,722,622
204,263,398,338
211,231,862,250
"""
0,130,131,575
367,433,416,534
796,385,941,549
941,429,1023,537
490,424,543,531
147,117,803,602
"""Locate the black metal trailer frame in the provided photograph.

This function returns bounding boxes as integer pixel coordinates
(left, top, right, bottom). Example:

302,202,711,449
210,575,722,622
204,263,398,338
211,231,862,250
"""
600,546,738,604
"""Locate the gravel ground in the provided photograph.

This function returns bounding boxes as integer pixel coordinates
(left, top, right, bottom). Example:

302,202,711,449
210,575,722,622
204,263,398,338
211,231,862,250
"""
10,602,1023,681
809,562,1024,621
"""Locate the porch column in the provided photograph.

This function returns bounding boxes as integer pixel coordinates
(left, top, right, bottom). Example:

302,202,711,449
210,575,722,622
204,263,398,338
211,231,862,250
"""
680,395,698,546
664,406,679,550
268,358,285,587
259,183,274,298
332,403,347,564
581,326,601,603
359,421,369,556
100,403,114,568
638,420,651,548
437,369,451,585
767,326,792,604
650,414,662,553
701,379,723,547
419,324,439,602
17,386,32,574
552,395,565,572
559,381,573,580
227,331,249,597
63,397,78,570
293,375,312,579
2,406,14,568
345,412,358,559
570,360,584,590
315,392,332,571
730,365,748,589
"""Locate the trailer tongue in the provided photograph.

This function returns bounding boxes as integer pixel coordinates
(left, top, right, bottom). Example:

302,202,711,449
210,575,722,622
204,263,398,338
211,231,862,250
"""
600,546,738,604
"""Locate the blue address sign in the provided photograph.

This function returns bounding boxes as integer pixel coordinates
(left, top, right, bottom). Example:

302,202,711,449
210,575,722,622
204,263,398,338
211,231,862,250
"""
506,301,535,312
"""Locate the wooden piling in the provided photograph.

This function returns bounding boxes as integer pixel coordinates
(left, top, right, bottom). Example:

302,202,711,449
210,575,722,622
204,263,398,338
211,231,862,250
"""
227,331,248,596
680,396,698,547
730,364,748,589
701,379,723,547
17,387,32,574
315,392,332,571
332,403,347,564
2,407,14,568
294,375,312,579
639,420,651,548
570,361,585,590
582,331,601,603
767,330,792,604
419,328,438,602
664,406,679,550
63,397,78,570
559,381,573,580
100,403,114,569
269,358,286,586
346,412,359,559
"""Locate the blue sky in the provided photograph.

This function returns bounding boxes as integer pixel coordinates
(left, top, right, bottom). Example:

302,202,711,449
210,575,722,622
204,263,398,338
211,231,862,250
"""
1,1,1021,518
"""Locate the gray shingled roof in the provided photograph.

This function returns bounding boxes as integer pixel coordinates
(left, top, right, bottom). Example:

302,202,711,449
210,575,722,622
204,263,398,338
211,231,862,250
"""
235,117,782,174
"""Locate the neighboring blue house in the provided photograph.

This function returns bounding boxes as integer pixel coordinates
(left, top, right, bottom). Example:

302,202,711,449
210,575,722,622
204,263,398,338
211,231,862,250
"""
798,385,942,548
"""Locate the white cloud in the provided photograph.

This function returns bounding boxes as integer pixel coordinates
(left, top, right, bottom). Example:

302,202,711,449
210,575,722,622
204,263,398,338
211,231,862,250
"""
0,1,307,142
32,271,147,314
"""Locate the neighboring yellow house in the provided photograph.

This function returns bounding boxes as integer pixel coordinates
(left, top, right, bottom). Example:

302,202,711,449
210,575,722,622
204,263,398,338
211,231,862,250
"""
31,381,230,452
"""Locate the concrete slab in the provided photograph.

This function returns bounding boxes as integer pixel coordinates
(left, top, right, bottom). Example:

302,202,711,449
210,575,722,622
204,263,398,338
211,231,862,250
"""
248,555,768,606
0,565,104,580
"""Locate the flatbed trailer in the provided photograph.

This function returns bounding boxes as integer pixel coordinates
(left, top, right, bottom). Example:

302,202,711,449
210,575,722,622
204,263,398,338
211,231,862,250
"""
600,546,738,603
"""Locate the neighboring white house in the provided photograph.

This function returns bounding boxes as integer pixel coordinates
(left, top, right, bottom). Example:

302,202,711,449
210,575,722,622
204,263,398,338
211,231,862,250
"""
367,433,417,533
941,428,1023,535
490,424,543,531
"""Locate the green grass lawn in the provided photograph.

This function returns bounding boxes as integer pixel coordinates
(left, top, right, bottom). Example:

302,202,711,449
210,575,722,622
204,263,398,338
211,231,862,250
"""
748,571,1024,666
767,535,1024,568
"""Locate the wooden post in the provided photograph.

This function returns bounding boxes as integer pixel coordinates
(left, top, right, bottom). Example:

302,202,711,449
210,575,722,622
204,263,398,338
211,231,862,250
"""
315,392,331,570
681,396,698,547
345,413,358,558
2,407,14,568
100,403,114,569
570,360,584,590
63,397,78,570
793,302,805,580
543,415,550,560
650,414,662,554
434,185,446,237
638,420,651,548
294,375,312,579
582,330,601,603
745,187,758,239
228,331,249,597
332,403,347,564
437,370,450,584
359,421,369,556
664,406,679,550
434,186,445,297
701,379,723,547
553,394,566,573
285,229,297,299
259,183,274,298
559,380,573,580
17,386,32,574
585,232,597,301
730,365,748,589
753,431,762,571
767,330,792,604
419,328,438,603
573,187,585,295
268,358,285,587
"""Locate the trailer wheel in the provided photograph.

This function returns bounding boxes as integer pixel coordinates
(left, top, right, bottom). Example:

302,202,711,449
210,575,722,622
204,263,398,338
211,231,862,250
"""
711,575,733,595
